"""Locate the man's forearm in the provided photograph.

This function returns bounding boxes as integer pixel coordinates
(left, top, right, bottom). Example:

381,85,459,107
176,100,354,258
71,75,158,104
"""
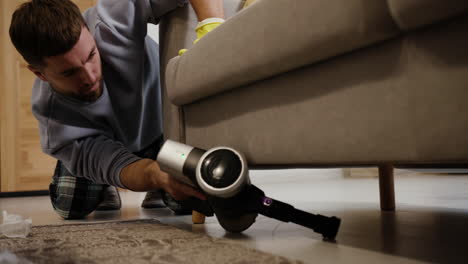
189,0,224,21
120,158,207,201
120,159,160,191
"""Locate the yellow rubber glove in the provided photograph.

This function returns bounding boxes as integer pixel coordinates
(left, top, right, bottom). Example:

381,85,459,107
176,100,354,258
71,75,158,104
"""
179,18,224,56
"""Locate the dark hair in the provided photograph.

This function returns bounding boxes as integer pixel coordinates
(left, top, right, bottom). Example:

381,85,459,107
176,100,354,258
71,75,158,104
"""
9,0,86,68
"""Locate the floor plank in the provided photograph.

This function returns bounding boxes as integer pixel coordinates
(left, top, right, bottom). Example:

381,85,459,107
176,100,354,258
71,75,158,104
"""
1,169,467,263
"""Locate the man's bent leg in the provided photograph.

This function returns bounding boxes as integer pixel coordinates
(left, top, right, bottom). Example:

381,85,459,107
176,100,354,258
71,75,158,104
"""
141,190,165,208
49,161,106,219
138,136,166,209
96,185,121,211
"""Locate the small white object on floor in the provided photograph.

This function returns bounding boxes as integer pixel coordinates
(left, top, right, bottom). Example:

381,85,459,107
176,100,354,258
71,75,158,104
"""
0,211,32,238
0,250,33,264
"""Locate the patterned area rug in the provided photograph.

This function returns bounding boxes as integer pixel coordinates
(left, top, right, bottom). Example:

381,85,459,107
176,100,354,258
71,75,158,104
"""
0,219,302,264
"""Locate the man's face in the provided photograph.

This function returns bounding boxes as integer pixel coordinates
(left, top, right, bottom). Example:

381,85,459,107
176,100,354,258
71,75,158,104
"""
30,27,103,102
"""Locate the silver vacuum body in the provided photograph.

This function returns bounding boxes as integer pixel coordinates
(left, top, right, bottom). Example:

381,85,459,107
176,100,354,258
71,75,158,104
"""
157,140,250,198
157,140,257,232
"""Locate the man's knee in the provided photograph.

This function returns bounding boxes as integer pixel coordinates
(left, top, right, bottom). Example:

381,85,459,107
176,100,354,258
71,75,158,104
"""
52,204,92,220
50,191,99,220
49,162,105,220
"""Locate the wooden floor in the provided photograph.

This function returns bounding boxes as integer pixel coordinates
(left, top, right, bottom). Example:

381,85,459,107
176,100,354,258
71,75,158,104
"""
1,169,467,264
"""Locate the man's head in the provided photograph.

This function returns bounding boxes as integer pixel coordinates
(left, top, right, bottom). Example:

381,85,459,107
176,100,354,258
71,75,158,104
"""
10,0,102,102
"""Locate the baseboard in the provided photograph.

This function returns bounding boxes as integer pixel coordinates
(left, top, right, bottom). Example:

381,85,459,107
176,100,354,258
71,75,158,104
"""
0,190,49,198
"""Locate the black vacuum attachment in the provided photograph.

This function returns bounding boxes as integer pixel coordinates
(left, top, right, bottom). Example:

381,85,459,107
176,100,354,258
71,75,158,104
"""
156,140,341,240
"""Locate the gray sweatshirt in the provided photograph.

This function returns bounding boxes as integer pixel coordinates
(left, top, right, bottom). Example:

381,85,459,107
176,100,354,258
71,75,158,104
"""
31,0,188,188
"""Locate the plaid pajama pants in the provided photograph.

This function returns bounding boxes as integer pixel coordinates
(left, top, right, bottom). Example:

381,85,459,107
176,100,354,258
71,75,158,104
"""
49,136,163,219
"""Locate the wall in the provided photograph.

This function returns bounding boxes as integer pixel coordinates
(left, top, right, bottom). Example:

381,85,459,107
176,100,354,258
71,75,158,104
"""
0,0,98,192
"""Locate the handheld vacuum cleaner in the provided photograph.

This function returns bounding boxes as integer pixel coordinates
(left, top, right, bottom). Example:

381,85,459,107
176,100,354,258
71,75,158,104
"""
156,140,341,240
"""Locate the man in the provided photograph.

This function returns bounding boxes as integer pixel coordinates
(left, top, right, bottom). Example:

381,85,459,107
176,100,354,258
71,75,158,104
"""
9,0,225,219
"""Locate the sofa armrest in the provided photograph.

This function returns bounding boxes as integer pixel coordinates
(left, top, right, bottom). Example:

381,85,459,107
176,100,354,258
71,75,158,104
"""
158,0,245,141
166,0,401,106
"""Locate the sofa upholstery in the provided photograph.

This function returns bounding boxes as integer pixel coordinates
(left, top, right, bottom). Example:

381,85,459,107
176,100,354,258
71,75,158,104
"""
387,0,468,30
160,0,468,169
158,0,468,212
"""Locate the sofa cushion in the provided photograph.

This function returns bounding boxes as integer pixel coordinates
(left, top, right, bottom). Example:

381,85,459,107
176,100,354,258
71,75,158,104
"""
181,16,468,165
387,0,468,31
166,0,400,106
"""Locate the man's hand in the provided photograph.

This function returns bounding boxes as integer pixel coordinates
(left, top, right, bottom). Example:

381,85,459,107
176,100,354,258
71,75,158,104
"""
178,0,225,56
120,159,206,201
155,170,206,201
178,18,224,56
189,0,224,22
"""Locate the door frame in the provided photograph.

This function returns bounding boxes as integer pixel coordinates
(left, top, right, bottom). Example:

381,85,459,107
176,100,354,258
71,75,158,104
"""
0,0,20,192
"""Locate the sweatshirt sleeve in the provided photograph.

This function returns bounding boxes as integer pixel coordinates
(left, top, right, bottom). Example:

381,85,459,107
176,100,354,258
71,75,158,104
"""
31,81,141,189
49,135,141,188
87,0,188,42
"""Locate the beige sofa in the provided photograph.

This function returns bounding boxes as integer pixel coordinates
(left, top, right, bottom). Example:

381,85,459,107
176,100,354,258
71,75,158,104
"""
159,0,468,211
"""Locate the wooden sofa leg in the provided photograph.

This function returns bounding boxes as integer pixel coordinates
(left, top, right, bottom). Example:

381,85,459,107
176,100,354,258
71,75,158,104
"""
192,210,206,224
378,164,395,211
